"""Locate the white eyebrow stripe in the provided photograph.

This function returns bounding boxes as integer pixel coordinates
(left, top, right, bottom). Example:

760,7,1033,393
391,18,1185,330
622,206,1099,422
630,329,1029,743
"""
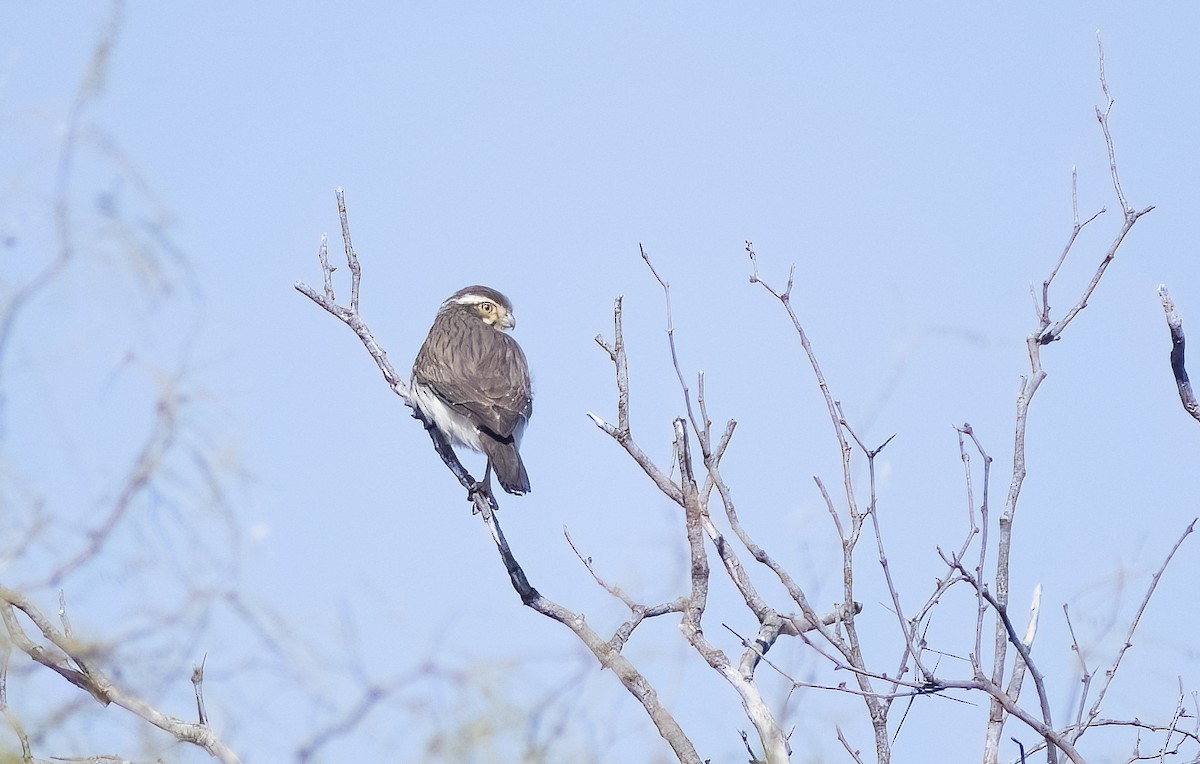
449,294,494,305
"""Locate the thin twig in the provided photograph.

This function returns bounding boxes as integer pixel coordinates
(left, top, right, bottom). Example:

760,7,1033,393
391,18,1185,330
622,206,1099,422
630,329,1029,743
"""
837,725,866,764
641,245,703,445
192,655,208,726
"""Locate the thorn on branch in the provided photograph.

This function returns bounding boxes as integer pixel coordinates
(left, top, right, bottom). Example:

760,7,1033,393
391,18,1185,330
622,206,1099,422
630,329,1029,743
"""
192,655,208,726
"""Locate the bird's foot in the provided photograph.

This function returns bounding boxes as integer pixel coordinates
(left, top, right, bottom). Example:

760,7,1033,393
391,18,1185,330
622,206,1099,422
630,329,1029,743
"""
467,479,497,514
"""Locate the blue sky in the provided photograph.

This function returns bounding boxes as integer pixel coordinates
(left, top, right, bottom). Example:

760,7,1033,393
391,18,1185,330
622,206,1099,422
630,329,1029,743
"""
3,3,1199,762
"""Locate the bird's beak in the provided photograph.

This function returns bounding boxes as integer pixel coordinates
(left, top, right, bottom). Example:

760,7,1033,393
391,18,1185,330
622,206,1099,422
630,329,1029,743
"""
502,312,517,330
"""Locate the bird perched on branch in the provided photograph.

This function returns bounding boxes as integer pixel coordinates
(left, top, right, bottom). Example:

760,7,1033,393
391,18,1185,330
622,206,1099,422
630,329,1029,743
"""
411,285,533,495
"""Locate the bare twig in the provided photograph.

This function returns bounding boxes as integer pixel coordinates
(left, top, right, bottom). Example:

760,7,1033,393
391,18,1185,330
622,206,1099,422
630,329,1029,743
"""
1038,35,1154,347
483,508,704,763
641,246,703,445
293,189,407,396
589,297,686,506
844,417,931,688
1038,168,1106,331
191,655,207,726
939,673,1086,764
563,526,688,652
837,725,865,764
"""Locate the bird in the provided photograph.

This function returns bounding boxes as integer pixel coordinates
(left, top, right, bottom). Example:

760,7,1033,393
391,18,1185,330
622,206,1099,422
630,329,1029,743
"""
410,285,533,495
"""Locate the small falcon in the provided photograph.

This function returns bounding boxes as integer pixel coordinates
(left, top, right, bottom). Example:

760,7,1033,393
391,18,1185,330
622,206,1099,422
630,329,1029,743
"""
411,285,533,495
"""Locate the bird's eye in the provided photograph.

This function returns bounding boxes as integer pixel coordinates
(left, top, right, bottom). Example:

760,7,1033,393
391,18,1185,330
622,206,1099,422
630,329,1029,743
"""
480,302,495,313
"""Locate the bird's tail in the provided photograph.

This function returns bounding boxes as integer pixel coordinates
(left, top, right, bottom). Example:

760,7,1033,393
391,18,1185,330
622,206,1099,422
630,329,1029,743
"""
482,436,530,495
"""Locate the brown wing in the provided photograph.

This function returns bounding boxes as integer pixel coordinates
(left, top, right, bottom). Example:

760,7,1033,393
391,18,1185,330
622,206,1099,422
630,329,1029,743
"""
413,306,532,439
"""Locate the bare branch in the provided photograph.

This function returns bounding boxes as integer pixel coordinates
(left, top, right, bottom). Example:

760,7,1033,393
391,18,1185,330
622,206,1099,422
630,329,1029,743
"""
1039,168,1107,330
590,296,686,506
641,246,703,444
1158,285,1200,423
945,556,1059,764
292,191,406,397
562,524,689,653
1038,36,1154,347
837,725,866,764
192,656,207,726
746,242,859,521
940,674,1087,764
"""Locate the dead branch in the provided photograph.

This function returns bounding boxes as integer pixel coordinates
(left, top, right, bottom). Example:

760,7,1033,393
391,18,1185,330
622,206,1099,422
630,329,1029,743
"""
1158,286,1200,423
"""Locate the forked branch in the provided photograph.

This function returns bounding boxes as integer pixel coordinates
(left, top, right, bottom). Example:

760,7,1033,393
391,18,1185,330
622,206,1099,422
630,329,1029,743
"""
297,192,702,764
1158,286,1200,423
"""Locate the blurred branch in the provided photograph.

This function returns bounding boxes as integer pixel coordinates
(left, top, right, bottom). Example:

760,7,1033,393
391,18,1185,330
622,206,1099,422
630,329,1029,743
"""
0,586,240,763
1158,286,1200,423
27,385,180,590
0,1,124,420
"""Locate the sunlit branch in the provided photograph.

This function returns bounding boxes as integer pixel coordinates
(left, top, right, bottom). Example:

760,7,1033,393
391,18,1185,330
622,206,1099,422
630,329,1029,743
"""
1158,285,1200,423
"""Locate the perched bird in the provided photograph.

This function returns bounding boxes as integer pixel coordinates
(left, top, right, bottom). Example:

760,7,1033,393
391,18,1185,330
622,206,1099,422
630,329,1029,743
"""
411,285,533,495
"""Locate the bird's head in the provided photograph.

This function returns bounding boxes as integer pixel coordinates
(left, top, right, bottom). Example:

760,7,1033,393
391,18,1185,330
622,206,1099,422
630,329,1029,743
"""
444,285,517,331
